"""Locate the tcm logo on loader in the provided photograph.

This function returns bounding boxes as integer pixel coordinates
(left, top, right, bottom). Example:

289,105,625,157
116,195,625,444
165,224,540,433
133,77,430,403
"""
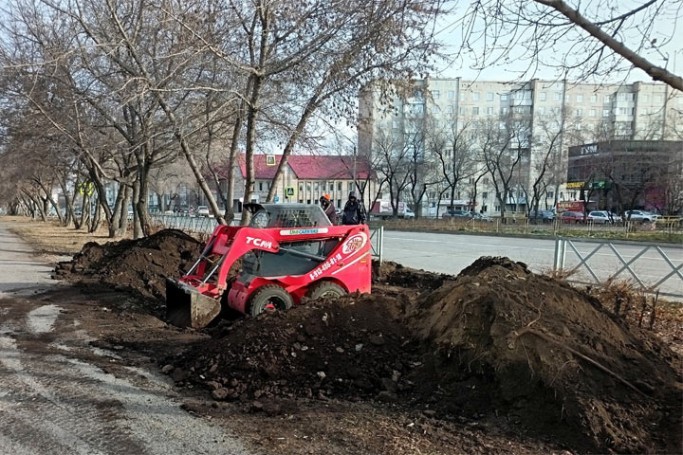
246,236,274,249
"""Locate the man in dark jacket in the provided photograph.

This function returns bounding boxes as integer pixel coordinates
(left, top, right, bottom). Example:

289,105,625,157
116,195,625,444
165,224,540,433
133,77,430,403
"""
341,191,366,225
320,194,338,225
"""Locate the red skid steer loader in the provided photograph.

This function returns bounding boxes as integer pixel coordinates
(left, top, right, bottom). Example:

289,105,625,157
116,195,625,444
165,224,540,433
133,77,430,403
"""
166,203,372,328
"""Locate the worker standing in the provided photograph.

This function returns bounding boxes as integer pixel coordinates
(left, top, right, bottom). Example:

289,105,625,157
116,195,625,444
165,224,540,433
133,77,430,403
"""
320,194,338,225
341,191,366,225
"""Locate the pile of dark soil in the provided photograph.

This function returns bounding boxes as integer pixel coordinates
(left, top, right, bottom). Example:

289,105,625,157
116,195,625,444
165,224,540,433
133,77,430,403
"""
55,231,682,453
406,257,681,453
53,229,200,311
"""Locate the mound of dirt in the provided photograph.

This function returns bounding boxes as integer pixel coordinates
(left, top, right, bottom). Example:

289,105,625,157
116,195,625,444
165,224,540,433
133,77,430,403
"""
406,257,681,453
54,229,200,310
167,293,420,408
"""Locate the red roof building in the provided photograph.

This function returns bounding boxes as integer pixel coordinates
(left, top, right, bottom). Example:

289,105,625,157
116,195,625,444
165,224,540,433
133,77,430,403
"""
220,154,376,209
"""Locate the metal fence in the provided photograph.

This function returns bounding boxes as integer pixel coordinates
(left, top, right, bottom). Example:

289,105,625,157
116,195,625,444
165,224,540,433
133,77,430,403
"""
553,237,683,298
150,215,385,262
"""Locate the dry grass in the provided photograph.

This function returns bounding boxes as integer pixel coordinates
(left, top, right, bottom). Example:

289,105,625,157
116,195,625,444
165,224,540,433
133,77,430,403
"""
1,216,128,262
585,279,683,356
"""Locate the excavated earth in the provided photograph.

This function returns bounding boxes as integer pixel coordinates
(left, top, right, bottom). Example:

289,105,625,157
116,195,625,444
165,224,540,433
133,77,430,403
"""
54,229,682,454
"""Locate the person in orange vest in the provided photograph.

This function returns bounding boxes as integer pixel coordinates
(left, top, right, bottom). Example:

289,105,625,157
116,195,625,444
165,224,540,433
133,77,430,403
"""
319,194,338,225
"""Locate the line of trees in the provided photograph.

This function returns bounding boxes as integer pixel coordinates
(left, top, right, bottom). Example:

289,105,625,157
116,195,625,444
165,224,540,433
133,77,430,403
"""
369,103,682,219
0,0,447,237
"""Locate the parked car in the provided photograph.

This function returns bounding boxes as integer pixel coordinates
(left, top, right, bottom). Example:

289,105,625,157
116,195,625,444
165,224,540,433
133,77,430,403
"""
196,205,211,217
587,210,616,224
609,212,623,223
624,210,659,223
442,209,471,219
528,209,555,223
471,213,494,223
560,211,586,224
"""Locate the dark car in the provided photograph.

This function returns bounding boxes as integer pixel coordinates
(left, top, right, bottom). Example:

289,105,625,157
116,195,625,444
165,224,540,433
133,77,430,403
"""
442,209,471,219
560,211,586,224
528,209,555,223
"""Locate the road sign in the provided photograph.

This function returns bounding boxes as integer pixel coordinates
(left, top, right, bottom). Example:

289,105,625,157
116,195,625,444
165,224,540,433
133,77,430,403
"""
285,187,295,197
274,196,280,203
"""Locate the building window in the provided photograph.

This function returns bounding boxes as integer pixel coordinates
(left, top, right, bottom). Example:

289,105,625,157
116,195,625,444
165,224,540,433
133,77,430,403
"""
486,92,494,101
483,177,490,184
392,120,399,129
472,107,479,115
654,94,663,103
299,184,304,193
446,105,453,113
576,94,583,102
502,107,509,114
459,107,464,114
494,205,501,212
501,94,509,101
337,182,343,191
487,107,494,115
547,191,554,199
575,109,582,116
539,92,547,101
431,90,440,99
603,109,610,117
482,192,488,199
604,95,611,103
447,91,454,99
589,109,596,117
472,92,480,101
554,92,562,101
590,94,597,103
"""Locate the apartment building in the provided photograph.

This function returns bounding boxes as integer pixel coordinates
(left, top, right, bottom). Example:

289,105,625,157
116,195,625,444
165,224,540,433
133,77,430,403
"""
358,78,682,216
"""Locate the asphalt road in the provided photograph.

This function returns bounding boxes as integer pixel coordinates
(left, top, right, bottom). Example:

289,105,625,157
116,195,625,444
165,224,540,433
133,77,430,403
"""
380,231,683,297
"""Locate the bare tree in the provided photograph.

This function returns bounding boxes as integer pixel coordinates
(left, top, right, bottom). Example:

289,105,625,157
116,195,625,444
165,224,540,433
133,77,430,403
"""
476,113,531,220
429,119,478,216
371,129,413,216
454,0,682,90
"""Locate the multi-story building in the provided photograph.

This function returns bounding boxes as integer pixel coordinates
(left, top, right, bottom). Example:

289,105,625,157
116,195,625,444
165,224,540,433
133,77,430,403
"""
359,78,682,217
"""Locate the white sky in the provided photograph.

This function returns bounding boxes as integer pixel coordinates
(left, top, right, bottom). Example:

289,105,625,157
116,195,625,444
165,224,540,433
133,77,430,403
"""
430,1,683,85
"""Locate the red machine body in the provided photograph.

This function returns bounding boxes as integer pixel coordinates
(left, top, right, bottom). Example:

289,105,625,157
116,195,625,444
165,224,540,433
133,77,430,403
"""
166,204,372,328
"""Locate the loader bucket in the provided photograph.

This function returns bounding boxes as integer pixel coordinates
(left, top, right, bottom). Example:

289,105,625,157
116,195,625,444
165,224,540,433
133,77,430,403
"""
166,278,222,329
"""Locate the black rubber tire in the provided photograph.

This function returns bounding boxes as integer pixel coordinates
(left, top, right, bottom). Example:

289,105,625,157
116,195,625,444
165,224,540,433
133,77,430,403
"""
248,285,293,317
307,281,347,301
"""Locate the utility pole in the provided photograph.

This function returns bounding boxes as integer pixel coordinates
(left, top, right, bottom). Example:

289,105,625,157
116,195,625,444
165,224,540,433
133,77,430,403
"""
352,145,357,192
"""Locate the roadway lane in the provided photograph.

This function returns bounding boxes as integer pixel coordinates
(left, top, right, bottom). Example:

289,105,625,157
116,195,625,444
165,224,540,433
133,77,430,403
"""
380,231,683,297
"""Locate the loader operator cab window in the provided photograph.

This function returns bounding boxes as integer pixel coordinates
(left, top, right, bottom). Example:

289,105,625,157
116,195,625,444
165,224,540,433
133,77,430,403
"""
241,203,335,278
251,210,271,229
247,204,332,229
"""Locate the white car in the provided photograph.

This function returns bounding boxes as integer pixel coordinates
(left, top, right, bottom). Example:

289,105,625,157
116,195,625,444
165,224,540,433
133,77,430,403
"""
587,210,614,224
196,206,211,217
624,210,659,222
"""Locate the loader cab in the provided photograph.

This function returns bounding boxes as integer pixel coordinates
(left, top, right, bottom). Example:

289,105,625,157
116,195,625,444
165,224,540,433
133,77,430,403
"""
241,203,337,278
